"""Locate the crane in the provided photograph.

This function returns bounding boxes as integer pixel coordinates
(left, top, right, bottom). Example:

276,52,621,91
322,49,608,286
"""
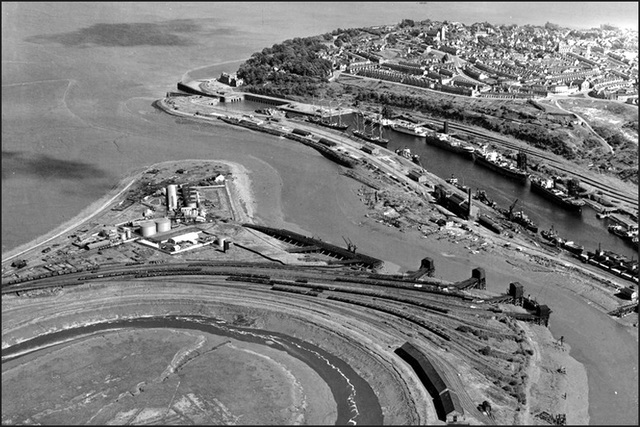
508,198,519,219
342,236,357,254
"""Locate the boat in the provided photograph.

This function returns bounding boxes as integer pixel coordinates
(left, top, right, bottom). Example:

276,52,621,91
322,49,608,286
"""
390,120,428,137
540,226,564,246
501,198,538,233
425,132,475,158
308,114,349,131
352,113,389,146
509,210,538,233
395,147,412,159
473,148,528,183
561,240,584,255
529,176,584,213
364,114,393,127
445,174,470,192
474,189,497,208
411,154,422,167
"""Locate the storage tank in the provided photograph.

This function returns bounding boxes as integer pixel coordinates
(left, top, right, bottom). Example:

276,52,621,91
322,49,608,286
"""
217,237,226,250
155,217,171,233
125,228,132,239
140,220,157,237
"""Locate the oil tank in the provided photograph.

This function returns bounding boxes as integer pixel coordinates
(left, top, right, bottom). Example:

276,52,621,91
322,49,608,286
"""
155,217,171,233
140,220,157,237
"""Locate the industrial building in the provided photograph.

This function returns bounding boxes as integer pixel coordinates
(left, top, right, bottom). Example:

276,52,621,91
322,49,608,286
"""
434,185,476,220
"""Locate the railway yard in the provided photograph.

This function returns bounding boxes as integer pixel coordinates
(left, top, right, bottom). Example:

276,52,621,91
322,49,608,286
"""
1,143,635,424
2,86,637,426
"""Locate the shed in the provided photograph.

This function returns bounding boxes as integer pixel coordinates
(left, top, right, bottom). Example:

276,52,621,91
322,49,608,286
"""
408,169,426,183
439,389,465,423
361,144,379,155
619,286,638,301
395,342,447,396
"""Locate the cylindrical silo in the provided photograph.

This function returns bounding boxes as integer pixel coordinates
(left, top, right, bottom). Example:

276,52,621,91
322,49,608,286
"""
155,217,171,233
218,237,225,250
140,220,157,237
167,184,178,210
125,228,132,239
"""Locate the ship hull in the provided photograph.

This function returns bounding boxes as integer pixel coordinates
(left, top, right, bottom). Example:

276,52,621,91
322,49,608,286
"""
474,154,528,183
530,181,583,213
390,124,426,138
308,116,349,131
425,134,474,158
353,130,389,147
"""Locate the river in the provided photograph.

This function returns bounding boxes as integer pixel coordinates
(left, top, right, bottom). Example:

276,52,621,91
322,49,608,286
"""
1,315,383,425
2,3,637,425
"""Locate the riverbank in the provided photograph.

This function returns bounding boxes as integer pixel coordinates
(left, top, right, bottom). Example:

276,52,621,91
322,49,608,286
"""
2,156,600,425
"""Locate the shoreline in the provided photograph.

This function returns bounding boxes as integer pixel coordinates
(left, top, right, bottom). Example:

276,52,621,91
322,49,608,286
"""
1,159,257,264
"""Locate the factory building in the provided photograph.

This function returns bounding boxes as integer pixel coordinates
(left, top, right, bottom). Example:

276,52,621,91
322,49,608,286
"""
182,186,199,209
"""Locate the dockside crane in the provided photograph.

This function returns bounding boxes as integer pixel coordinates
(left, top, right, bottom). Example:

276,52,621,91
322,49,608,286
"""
343,236,357,254
508,198,519,219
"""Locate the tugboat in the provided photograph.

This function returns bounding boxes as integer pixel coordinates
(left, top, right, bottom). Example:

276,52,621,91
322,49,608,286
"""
445,174,470,192
503,199,538,233
541,225,564,246
395,147,412,159
561,240,584,255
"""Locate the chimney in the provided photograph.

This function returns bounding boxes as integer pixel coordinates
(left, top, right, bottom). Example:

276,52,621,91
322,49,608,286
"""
444,121,449,134
467,187,472,219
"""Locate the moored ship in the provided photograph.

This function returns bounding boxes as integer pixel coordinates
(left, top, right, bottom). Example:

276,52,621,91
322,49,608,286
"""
390,120,428,137
473,149,528,183
425,131,475,158
308,114,349,131
529,176,584,213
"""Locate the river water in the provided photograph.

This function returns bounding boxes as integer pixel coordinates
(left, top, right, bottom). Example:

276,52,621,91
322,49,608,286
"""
1,315,383,425
2,3,637,425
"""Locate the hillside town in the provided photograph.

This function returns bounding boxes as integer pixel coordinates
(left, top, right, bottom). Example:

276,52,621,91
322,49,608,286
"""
232,20,638,102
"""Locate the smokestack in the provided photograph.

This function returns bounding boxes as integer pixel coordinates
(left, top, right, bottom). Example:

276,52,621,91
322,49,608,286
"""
467,188,472,219
444,121,449,134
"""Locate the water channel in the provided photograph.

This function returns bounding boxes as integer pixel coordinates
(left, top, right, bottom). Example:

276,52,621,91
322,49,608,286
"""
218,99,637,261
1,315,383,426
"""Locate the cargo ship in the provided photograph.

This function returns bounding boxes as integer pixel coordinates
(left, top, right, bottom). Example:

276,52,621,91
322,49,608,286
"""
425,132,475,158
390,120,428,137
473,149,528,183
529,176,584,213
540,226,582,254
